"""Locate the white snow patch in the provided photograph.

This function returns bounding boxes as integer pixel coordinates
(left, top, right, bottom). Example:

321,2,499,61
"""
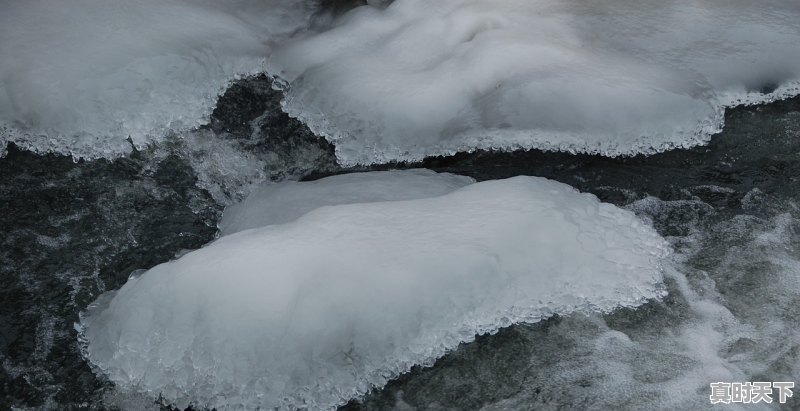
268,0,800,165
219,169,475,235
80,174,669,410
0,0,318,159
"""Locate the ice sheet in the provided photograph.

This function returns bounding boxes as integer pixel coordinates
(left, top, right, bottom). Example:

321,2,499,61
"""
80,175,669,410
0,0,317,159
269,0,800,165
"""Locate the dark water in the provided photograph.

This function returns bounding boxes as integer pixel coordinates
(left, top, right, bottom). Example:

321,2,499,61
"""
0,146,221,409
1,76,798,409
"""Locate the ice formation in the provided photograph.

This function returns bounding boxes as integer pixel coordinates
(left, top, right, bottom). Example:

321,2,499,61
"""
269,0,800,165
3,0,799,162
80,174,669,410
219,169,475,235
0,0,318,159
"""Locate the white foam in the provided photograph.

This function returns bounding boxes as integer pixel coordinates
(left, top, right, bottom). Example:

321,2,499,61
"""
481,195,800,411
0,0,317,159
219,169,475,235
80,175,669,410
268,0,800,165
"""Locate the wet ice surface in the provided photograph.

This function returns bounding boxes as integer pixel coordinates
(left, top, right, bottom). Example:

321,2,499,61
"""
270,0,800,165
0,81,799,410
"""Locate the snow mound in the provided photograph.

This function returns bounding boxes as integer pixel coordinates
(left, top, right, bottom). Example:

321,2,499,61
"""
268,0,800,165
80,175,669,410
0,0,317,159
219,169,475,235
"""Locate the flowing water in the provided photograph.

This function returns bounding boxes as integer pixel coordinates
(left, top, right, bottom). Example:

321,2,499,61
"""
1,1,800,409
1,75,798,409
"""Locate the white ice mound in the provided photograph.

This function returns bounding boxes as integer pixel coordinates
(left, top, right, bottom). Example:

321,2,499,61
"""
219,169,475,235
80,175,669,410
0,0,317,159
269,0,800,165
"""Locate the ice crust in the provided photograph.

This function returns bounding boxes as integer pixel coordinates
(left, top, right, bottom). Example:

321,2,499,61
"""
80,174,669,410
0,0,317,159
219,169,475,235
3,0,799,162
269,0,800,165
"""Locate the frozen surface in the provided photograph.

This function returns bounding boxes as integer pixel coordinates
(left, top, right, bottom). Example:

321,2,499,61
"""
269,0,800,165
80,175,669,410
0,0,317,159
4,0,798,164
219,169,475,235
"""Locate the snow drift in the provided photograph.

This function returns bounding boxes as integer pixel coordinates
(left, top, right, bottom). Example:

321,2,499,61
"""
269,0,800,164
3,0,799,163
80,172,669,410
0,0,317,159
219,169,475,235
